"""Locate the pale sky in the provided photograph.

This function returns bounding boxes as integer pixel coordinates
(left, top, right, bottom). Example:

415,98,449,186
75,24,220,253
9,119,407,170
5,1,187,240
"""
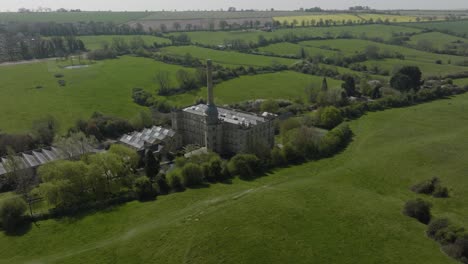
1,0,467,12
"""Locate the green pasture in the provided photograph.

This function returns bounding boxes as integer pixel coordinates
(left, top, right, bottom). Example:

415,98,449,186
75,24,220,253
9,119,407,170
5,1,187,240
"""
407,32,467,50
169,24,422,46
273,13,420,26
159,46,298,67
138,11,308,20
361,59,468,78
0,56,192,133
257,42,338,58
78,35,171,51
404,20,468,37
300,38,468,66
162,71,342,106
2,92,468,263
0,11,149,23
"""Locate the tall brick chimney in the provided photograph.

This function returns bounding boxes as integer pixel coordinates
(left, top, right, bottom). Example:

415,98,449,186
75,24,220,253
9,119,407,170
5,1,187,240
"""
207,59,214,106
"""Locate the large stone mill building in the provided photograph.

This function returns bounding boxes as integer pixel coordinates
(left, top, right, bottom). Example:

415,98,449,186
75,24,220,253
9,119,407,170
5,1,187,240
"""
171,60,275,155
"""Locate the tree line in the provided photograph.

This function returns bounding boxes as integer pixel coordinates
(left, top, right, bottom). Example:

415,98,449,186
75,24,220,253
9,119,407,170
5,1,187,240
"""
0,34,85,62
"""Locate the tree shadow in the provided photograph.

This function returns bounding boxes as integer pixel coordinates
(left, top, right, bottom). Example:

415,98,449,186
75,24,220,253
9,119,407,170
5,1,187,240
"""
4,220,32,237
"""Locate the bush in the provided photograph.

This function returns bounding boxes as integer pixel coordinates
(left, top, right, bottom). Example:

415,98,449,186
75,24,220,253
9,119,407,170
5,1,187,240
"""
433,185,449,198
180,163,204,187
167,170,184,191
427,218,451,239
134,176,157,201
427,218,465,245
0,197,27,233
403,198,432,224
228,154,261,179
271,147,287,167
444,235,468,263
411,178,438,194
54,73,64,78
317,106,343,129
155,173,170,194
58,79,66,87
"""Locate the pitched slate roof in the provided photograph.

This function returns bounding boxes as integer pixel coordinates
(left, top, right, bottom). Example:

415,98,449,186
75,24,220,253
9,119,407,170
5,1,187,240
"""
119,126,176,150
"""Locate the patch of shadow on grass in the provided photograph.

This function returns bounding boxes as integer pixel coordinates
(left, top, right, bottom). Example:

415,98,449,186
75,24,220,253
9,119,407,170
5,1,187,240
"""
4,220,32,237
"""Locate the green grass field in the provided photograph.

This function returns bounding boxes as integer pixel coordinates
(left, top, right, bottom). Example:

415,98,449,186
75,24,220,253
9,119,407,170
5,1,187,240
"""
79,35,171,51
407,32,467,50
0,56,193,133
258,42,338,58
2,92,468,263
0,11,150,23
162,71,343,106
159,46,299,67
404,20,468,37
169,24,422,46
273,13,420,26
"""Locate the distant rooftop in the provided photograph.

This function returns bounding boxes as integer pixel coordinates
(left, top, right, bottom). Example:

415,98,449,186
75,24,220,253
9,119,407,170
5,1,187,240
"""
0,144,95,176
183,104,269,126
119,126,176,150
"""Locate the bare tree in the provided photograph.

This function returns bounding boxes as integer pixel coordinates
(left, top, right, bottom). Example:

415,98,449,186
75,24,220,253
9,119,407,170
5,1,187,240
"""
155,71,171,95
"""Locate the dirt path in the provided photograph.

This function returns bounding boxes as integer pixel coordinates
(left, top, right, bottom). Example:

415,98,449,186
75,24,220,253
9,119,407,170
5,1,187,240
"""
0,58,56,67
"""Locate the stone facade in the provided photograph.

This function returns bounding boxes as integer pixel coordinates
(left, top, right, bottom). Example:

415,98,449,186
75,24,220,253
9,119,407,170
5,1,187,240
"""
172,59,275,156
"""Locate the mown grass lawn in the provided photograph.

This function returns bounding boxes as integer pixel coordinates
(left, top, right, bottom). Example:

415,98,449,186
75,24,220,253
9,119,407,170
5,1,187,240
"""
0,56,191,133
2,93,468,264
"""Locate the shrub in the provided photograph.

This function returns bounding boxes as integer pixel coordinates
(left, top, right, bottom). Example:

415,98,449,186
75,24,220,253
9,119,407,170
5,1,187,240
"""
317,106,343,129
427,218,451,239
180,163,204,187
58,79,66,87
155,173,170,194
411,178,438,194
134,176,157,201
167,170,184,191
433,185,449,198
444,235,468,263
0,197,27,233
271,147,287,167
403,198,432,224
54,73,64,78
228,154,261,179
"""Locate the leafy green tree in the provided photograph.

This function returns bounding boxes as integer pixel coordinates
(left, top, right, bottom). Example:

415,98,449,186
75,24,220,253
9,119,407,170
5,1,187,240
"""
260,99,279,113
391,66,422,92
134,176,157,201
144,150,160,181
318,106,343,129
342,75,356,97
0,197,27,233
181,163,204,187
228,154,261,179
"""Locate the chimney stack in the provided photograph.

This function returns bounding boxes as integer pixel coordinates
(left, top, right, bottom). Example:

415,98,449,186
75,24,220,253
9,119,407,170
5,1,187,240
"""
207,59,214,106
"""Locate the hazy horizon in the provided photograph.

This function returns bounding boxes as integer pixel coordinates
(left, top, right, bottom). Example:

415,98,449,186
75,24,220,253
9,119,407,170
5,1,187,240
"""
1,0,467,12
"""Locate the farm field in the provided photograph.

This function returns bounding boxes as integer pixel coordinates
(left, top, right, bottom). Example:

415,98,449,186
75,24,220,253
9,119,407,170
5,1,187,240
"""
300,39,468,66
454,78,468,87
0,56,192,133
407,32,467,50
258,42,338,58
162,71,343,106
361,58,468,78
273,13,420,26
2,92,468,263
404,20,468,37
0,11,149,23
169,24,422,46
159,45,298,67
78,35,171,51
138,11,309,20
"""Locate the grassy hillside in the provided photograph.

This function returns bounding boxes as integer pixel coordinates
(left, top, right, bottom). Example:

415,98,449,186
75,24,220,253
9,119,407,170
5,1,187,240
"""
2,93,468,263
404,20,468,37
407,32,467,50
170,24,422,46
79,35,171,51
159,46,298,67
162,71,343,106
0,56,191,133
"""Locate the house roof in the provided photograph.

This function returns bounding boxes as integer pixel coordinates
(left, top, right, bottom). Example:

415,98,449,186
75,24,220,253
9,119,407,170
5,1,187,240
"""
183,104,269,127
119,126,176,150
